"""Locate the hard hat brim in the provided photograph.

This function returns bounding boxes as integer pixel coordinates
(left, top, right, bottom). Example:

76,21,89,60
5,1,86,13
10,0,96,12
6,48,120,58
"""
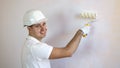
24,18,48,27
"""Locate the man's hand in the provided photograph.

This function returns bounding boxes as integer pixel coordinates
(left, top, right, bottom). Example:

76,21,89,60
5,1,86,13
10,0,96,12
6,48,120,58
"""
81,24,91,37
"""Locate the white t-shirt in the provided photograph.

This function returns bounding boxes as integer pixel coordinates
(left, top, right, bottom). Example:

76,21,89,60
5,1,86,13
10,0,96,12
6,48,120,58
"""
21,36,53,68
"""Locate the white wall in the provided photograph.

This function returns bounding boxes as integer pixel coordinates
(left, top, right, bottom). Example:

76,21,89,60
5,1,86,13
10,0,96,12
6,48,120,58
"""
0,0,120,68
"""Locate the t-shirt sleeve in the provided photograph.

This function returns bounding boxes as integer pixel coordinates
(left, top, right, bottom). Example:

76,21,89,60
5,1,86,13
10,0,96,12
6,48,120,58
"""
31,43,53,59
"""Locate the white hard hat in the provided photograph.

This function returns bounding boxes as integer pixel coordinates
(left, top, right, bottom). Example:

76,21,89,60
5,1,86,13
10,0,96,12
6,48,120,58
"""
23,9,47,27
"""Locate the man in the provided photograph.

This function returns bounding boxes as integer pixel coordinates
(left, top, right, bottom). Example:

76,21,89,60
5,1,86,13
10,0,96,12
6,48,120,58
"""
21,9,91,68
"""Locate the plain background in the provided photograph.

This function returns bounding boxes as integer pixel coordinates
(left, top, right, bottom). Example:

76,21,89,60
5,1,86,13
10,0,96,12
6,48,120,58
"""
0,0,120,68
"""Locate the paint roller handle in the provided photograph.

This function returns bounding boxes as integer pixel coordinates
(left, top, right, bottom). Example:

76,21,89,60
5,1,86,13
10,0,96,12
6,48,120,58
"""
81,24,91,37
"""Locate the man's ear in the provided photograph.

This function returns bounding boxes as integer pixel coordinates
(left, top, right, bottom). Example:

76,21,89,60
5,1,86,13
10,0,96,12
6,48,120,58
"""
27,26,32,31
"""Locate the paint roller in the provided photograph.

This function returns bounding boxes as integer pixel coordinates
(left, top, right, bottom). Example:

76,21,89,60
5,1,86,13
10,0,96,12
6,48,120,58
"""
76,11,97,37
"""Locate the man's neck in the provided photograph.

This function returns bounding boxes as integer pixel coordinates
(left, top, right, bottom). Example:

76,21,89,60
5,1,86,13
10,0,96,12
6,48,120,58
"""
29,34,42,42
